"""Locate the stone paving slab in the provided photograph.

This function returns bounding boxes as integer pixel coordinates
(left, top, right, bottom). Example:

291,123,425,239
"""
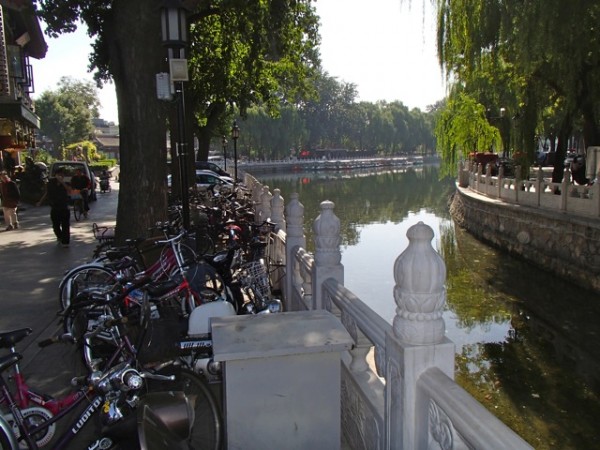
0,186,118,447
0,187,118,390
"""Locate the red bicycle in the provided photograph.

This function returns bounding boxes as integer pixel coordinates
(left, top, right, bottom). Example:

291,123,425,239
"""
0,327,143,449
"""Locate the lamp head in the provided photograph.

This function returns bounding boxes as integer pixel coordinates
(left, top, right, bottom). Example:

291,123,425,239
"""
160,0,189,48
231,121,240,139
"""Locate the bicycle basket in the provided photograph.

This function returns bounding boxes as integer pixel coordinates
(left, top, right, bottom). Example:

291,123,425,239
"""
240,261,271,300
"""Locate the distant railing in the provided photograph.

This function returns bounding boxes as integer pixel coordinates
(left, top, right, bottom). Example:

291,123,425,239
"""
243,172,532,450
459,160,600,218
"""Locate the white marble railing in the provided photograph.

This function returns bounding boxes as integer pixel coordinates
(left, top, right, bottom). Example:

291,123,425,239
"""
243,172,532,450
459,160,600,217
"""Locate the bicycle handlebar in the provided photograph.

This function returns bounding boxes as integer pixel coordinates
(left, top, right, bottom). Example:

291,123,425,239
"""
83,316,129,341
154,229,188,246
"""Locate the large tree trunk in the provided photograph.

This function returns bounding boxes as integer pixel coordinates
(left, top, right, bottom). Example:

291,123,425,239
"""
194,101,227,162
552,114,573,183
108,0,169,242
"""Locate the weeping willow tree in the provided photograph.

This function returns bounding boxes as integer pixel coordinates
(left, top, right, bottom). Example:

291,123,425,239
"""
435,92,500,176
434,0,600,181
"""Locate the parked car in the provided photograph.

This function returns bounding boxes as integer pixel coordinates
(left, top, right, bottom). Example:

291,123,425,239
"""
195,161,231,178
48,161,97,201
167,169,234,190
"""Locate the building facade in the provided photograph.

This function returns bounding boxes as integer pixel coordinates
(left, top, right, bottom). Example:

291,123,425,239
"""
0,0,46,174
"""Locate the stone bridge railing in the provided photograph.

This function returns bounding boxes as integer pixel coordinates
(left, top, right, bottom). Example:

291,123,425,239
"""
458,160,600,218
243,173,532,450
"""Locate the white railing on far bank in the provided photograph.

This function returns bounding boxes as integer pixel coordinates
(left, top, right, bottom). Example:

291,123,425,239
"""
458,160,600,217
243,172,532,450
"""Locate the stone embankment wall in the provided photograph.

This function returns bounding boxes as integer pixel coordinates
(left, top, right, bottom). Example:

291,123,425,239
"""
450,186,600,293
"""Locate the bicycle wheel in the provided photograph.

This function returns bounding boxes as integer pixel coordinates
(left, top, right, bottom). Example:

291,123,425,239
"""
6,406,56,448
73,200,83,221
195,234,215,256
0,424,17,450
147,367,222,450
66,299,122,370
158,243,197,277
59,265,116,311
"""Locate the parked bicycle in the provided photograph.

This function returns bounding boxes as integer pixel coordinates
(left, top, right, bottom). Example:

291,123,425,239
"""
0,327,146,449
0,311,222,449
59,223,198,313
70,190,86,222
58,280,224,448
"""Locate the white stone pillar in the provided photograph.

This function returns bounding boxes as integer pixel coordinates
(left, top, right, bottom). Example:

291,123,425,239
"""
536,166,544,206
458,160,468,188
385,221,455,449
271,188,286,232
285,193,305,307
251,182,263,207
497,164,505,198
257,185,272,224
312,200,343,310
476,163,483,191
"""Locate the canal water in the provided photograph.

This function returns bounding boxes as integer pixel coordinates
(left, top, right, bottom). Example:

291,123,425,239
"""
253,165,600,449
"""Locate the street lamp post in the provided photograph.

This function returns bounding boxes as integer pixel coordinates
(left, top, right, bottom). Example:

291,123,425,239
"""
231,120,240,183
161,1,191,229
222,135,228,171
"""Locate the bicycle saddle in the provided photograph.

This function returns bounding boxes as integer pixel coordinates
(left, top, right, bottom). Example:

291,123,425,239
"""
0,327,32,348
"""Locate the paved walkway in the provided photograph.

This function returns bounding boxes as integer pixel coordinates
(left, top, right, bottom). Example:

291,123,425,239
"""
0,184,118,396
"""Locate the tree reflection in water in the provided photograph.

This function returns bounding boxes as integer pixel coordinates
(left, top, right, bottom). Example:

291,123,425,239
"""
256,165,600,449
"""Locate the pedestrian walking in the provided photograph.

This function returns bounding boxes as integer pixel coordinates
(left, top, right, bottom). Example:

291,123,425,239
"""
0,170,20,230
70,167,91,217
37,168,72,247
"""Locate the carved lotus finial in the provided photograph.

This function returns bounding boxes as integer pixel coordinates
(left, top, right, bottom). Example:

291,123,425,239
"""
392,221,447,345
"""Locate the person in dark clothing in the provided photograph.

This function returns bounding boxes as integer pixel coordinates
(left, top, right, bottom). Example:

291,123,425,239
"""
70,168,91,216
571,155,590,185
0,171,20,230
37,168,72,247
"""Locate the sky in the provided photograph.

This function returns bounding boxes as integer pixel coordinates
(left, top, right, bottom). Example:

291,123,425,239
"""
30,0,446,125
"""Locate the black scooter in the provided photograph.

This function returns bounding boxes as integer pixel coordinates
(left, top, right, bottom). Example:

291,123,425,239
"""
100,176,111,193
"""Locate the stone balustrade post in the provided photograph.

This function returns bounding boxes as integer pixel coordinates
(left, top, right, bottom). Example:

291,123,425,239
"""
497,164,505,198
285,193,306,304
536,166,544,206
476,163,483,190
458,160,468,188
385,222,455,449
485,163,492,195
312,201,343,310
270,188,286,232
251,182,263,206
257,185,272,224
515,165,522,202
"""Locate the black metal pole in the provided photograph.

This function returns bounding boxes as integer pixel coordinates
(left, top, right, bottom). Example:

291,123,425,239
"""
233,137,238,183
222,137,227,171
177,81,190,230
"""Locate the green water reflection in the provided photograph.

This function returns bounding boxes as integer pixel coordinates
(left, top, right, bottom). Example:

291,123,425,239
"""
255,166,600,449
